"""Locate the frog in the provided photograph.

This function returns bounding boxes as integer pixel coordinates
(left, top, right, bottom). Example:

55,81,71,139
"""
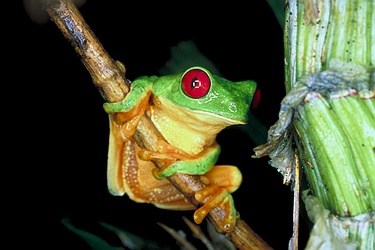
103,66,257,232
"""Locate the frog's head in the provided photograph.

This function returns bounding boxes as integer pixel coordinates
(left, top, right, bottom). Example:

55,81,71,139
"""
166,66,257,124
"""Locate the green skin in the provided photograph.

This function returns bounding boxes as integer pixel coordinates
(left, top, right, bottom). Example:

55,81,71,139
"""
103,66,257,178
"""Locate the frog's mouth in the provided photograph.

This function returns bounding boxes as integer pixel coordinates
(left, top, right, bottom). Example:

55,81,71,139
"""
185,108,246,126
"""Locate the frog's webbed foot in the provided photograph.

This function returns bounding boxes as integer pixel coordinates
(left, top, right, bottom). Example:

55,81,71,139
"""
194,187,237,232
194,165,242,232
115,111,144,137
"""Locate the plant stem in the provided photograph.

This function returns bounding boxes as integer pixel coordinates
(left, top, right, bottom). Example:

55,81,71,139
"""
256,0,374,248
285,0,375,248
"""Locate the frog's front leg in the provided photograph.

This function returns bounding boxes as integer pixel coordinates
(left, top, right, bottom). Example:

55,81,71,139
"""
103,76,157,137
139,141,242,232
139,140,220,179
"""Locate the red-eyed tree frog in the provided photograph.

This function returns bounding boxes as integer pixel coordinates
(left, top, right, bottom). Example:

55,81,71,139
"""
103,66,257,232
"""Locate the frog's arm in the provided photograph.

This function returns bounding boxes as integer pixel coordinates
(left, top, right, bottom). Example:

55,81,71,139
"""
146,142,221,180
103,75,157,113
103,76,157,137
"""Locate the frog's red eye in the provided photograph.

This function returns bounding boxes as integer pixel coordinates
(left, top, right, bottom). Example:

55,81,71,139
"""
181,68,211,98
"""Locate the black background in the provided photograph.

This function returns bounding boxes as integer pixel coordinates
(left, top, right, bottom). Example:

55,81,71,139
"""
10,1,310,249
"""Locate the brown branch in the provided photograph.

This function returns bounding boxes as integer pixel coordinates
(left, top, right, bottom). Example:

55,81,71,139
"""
44,1,272,249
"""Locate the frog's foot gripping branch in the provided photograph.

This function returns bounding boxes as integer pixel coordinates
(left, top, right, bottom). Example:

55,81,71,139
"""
194,184,238,232
194,165,242,232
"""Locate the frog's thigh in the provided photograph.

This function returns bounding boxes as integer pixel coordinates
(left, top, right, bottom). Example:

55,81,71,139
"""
204,165,243,193
124,140,195,210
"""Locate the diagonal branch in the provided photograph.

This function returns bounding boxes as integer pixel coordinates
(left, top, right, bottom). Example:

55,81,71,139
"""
44,1,272,249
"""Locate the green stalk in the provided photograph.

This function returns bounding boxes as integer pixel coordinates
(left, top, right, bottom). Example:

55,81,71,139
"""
287,0,375,248
295,95,375,216
256,0,375,248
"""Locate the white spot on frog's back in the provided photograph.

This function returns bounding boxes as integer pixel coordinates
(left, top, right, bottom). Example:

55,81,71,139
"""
196,90,220,106
228,102,238,113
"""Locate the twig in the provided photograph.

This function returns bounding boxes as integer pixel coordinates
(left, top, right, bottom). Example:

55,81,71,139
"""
182,216,215,250
157,222,198,250
289,149,300,250
44,1,272,249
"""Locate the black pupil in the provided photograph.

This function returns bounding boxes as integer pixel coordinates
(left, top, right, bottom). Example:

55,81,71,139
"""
191,77,201,89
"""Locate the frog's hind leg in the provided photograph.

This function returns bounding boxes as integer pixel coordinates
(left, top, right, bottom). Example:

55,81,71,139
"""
116,137,195,210
106,114,129,196
106,115,191,209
